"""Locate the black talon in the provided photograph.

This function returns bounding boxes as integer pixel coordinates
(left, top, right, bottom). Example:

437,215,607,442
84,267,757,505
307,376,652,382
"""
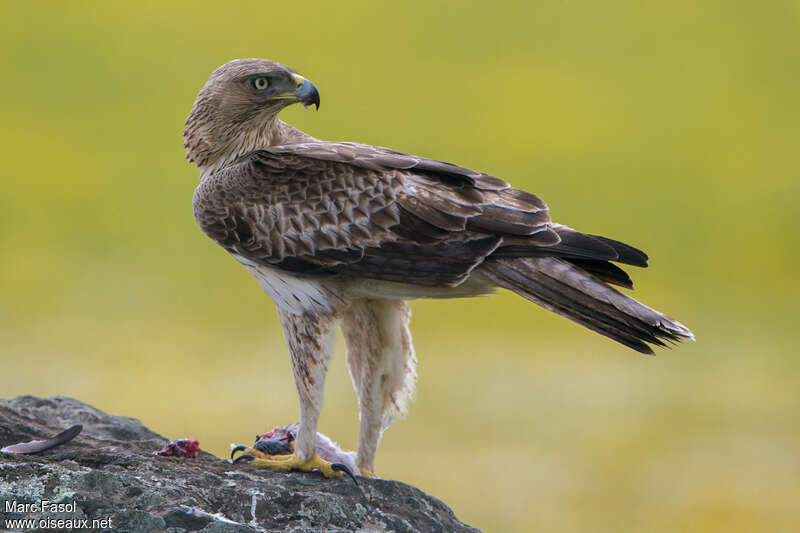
331,462,359,485
232,454,255,464
230,445,248,460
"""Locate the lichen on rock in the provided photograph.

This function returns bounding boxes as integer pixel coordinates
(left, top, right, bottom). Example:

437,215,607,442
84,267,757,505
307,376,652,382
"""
0,396,479,532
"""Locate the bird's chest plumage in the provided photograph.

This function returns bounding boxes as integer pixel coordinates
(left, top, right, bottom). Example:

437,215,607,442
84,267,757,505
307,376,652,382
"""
233,254,342,315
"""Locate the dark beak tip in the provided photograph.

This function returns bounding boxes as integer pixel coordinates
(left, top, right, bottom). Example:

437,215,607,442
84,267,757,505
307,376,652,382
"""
298,80,320,110
301,95,320,110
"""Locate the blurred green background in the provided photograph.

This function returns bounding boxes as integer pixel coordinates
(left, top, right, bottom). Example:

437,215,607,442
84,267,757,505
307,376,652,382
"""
1,1,798,531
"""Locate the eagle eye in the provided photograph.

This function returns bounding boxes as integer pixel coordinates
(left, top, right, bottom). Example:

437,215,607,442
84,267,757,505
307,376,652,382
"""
252,77,269,90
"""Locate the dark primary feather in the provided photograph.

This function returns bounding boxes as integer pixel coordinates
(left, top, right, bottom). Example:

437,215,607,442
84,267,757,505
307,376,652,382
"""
566,259,634,288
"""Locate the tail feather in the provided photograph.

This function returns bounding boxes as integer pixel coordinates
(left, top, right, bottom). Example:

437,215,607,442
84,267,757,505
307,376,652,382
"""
481,256,693,354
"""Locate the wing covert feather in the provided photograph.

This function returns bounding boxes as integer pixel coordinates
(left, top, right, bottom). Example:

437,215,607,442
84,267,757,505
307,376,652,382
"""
193,142,571,287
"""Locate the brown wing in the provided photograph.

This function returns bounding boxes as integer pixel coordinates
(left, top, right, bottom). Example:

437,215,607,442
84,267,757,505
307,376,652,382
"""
193,142,561,287
193,141,646,287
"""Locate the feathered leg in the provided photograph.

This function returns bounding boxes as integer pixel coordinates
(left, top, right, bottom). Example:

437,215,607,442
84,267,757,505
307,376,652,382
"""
277,308,337,461
341,299,417,475
232,307,344,477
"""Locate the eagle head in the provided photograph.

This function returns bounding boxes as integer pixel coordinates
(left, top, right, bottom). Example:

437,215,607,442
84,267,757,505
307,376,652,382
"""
183,58,319,172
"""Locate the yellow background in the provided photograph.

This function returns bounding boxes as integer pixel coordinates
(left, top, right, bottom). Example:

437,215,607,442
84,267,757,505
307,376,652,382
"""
2,2,798,531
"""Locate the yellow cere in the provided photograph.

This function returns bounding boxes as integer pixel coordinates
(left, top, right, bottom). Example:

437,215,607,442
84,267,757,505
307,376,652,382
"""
291,73,307,89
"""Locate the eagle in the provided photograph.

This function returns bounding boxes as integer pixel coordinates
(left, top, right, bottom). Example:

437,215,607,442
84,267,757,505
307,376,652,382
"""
186,58,693,478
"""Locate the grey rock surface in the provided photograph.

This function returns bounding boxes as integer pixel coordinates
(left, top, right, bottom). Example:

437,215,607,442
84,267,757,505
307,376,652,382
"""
0,396,479,533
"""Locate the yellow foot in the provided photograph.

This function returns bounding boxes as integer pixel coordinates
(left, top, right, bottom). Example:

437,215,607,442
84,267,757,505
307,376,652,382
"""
231,445,357,483
359,468,378,479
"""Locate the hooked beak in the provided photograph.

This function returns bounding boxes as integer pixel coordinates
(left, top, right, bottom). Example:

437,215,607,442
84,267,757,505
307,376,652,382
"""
290,73,320,110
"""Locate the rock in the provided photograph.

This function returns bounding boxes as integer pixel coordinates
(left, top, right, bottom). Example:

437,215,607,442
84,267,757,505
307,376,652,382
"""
0,396,479,533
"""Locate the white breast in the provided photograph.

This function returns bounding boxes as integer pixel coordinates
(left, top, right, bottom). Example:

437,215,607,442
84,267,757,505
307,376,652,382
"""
233,255,340,315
